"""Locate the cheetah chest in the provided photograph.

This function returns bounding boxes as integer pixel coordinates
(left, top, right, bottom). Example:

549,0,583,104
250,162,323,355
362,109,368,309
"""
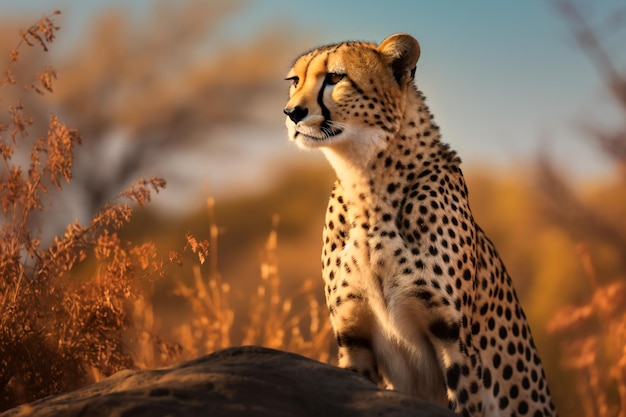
326,208,447,403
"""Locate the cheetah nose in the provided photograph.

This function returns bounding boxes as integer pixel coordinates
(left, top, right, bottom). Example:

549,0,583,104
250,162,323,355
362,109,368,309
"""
283,106,308,124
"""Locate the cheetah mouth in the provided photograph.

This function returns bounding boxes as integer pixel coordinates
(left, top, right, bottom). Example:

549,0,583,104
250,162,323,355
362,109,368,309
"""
294,129,342,141
294,123,343,141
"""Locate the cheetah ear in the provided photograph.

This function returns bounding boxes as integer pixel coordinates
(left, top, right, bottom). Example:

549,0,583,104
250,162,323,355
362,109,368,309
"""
377,34,420,85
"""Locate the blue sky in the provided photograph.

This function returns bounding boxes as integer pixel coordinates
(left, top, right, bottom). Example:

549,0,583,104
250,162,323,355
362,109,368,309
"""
4,0,625,181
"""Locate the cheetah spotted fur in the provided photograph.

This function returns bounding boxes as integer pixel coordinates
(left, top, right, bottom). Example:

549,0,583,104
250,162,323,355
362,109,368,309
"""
283,34,557,417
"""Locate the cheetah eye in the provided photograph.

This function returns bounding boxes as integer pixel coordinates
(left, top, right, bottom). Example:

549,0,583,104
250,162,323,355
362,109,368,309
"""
285,76,299,88
325,73,345,85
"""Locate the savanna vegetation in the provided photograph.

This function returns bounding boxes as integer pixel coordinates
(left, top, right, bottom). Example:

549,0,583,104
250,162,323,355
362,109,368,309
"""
1,2,625,417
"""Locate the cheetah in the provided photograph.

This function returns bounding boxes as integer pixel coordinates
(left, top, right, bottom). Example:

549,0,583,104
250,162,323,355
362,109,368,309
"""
283,34,557,417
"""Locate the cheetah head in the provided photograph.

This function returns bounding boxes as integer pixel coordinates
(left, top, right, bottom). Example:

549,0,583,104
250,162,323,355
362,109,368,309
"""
284,34,420,167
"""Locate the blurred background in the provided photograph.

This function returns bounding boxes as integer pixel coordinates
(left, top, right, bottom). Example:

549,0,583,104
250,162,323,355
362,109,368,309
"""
2,1,626,416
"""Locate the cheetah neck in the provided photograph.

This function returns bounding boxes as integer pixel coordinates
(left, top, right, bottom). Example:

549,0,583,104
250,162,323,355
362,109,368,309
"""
320,127,388,191
323,88,452,208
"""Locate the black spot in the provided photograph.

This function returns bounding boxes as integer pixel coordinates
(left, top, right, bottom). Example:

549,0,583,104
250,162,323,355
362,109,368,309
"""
433,265,443,275
499,326,508,339
446,364,461,390
387,183,397,193
469,382,479,394
336,334,372,349
429,319,460,342
458,388,469,404
479,303,488,315
499,396,509,410
531,390,539,402
507,342,516,355
483,368,492,388
502,364,513,380
479,336,488,349
493,353,501,369
382,213,392,222
518,401,529,415
416,290,432,301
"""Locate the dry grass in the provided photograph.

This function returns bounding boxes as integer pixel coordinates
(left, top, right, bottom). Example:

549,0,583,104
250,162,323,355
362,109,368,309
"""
157,200,333,366
548,246,626,417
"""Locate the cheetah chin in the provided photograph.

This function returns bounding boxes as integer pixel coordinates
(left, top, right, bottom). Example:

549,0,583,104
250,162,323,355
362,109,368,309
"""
287,117,345,149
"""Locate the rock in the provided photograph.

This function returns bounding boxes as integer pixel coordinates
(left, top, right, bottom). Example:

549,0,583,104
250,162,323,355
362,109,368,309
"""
2,346,458,417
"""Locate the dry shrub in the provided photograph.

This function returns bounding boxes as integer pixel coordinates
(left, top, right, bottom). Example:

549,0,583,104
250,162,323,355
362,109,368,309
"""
0,13,169,410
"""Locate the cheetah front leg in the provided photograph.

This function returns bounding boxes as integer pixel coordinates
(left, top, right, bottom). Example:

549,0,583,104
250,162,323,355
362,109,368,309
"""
429,323,483,416
389,291,483,416
322,187,386,386
327,286,384,386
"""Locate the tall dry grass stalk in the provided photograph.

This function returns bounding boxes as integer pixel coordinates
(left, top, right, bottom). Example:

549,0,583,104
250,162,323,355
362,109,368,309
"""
0,13,170,410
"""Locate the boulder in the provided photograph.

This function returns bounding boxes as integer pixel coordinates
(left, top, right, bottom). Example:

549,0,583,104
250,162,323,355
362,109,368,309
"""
2,346,458,417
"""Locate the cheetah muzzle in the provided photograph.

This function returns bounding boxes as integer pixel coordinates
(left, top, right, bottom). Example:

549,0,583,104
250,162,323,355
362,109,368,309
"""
283,33,558,417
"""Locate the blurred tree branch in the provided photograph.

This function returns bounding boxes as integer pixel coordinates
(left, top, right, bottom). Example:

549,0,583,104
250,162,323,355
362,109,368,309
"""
54,1,291,215
553,0,626,171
